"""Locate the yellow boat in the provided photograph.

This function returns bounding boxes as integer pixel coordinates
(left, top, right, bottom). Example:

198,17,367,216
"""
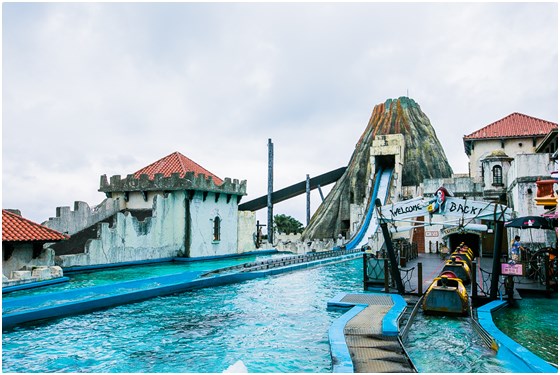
450,251,473,268
422,274,469,315
441,257,471,283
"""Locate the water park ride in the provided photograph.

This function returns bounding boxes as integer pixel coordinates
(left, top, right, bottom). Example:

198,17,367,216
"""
423,244,474,315
422,274,469,315
441,256,471,284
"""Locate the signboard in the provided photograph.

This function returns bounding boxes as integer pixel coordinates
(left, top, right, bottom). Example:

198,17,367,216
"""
501,263,523,276
379,196,511,222
380,197,425,221
425,231,439,237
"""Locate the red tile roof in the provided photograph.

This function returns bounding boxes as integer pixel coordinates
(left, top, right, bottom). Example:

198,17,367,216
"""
464,113,557,140
2,210,68,242
133,151,223,185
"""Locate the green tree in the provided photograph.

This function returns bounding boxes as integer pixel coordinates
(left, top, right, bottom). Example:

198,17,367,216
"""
274,214,304,234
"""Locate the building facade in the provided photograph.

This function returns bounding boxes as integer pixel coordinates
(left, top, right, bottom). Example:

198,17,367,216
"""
463,112,557,182
2,209,67,283
45,152,247,268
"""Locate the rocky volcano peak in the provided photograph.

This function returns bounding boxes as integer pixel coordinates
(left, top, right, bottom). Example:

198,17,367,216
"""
301,97,453,240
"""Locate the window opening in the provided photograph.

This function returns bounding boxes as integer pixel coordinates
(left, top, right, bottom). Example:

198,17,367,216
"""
213,216,221,241
492,165,503,186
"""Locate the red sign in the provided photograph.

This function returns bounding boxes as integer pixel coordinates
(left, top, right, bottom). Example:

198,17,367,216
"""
501,263,523,276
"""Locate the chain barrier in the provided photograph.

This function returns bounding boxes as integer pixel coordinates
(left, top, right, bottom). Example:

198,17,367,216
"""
477,267,493,297
366,257,385,281
399,266,417,294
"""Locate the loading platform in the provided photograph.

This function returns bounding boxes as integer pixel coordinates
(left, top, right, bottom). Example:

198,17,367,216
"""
328,293,414,373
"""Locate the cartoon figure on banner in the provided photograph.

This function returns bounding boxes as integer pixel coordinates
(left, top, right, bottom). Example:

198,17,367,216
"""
427,187,452,216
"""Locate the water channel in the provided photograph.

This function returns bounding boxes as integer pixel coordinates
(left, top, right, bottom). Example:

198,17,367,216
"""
1,256,544,372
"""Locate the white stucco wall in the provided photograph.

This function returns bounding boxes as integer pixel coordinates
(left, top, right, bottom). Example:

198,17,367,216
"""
2,244,56,278
43,198,126,235
468,137,544,181
237,211,257,253
506,153,556,247
58,192,187,267
112,191,161,210
188,191,239,257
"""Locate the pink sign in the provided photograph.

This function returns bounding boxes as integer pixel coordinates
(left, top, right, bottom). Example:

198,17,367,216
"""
501,263,523,276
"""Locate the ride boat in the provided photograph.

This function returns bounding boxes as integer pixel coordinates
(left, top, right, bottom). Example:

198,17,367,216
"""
422,273,469,315
450,251,472,268
441,256,471,283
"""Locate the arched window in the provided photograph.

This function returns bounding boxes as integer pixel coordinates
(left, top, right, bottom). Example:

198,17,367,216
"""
213,216,221,242
492,165,503,186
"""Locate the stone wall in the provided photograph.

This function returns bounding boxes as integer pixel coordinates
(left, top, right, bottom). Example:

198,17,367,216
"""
506,153,556,246
57,193,187,267
467,138,544,182
189,190,240,257
2,243,56,279
237,211,257,253
100,171,246,196
422,176,483,199
43,198,125,235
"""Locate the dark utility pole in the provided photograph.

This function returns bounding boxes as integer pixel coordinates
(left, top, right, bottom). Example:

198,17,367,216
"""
375,198,405,294
306,174,311,225
267,139,274,244
490,197,507,300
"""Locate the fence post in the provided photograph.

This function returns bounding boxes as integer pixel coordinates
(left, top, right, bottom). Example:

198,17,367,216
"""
417,262,423,296
471,260,478,301
545,255,551,296
384,258,389,293
363,253,368,291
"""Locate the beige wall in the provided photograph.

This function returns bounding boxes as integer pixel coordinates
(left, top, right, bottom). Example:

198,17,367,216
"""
468,137,544,181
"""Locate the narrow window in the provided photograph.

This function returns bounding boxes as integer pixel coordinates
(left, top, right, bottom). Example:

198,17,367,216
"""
492,165,503,186
213,216,221,241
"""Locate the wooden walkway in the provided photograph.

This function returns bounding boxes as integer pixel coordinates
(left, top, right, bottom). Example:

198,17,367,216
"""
332,293,414,373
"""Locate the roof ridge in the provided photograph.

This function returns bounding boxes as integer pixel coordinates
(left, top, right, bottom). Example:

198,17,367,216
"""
464,112,557,139
134,152,175,176
176,151,218,179
133,151,223,184
513,112,558,126
464,113,516,138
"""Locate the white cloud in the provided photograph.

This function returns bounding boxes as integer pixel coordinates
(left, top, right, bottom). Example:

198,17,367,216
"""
3,2,557,225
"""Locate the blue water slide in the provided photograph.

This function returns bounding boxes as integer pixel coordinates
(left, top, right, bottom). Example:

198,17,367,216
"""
344,168,394,250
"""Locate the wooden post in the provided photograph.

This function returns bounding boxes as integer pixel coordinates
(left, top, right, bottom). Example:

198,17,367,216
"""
363,253,368,291
490,221,504,300
471,260,478,301
376,199,405,294
306,174,310,225
545,255,551,296
417,262,423,296
384,258,389,293
267,139,274,244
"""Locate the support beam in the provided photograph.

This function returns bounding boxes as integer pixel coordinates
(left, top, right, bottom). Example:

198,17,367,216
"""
317,184,325,202
376,198,404,294
238,167,346,211
490,199,507,300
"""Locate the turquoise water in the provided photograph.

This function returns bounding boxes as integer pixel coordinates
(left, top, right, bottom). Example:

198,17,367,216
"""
3,253,282,299
2,258,364,372
493,297,558,365
405,315,509,372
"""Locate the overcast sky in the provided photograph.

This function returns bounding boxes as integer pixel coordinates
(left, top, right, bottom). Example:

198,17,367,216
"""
3,2,558,227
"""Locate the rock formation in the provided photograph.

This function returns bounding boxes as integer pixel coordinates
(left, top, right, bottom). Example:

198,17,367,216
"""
302,97,453,240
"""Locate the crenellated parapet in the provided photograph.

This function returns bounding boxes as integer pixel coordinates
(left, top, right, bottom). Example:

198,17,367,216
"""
42,198,125,236
99,172,247,196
